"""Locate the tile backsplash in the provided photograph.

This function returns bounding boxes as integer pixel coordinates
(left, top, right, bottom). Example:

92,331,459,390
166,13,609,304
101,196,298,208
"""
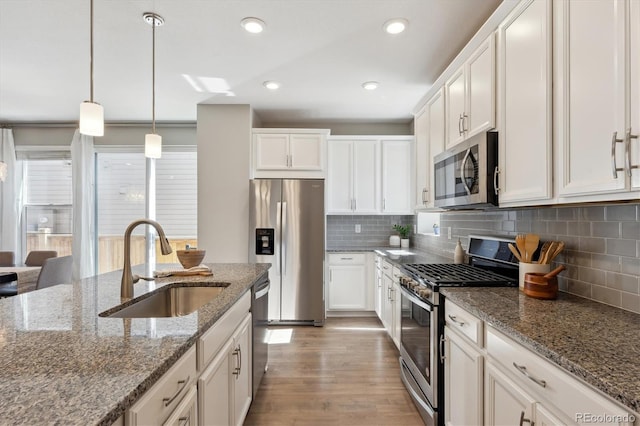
327,204,640,314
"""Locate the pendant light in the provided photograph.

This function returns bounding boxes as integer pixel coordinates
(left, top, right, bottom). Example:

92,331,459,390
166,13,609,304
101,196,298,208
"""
79,0,104,136
144,12,164,159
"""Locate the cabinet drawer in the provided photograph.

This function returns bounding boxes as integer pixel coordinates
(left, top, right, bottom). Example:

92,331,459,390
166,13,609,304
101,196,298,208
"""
486,326,633,423
198,291,251,369
162,385,197,426
328,253,365,265
127,345,197,426
444,300,483,346
381,259,394,276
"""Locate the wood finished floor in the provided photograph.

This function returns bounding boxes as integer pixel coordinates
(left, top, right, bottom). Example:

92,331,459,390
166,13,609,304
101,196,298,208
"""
244,317,424,426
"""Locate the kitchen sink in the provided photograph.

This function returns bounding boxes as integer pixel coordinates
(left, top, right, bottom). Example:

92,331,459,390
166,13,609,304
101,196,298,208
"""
100,283,230,318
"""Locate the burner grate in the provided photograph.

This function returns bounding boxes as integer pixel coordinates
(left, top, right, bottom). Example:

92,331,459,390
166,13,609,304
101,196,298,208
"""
403,263,514,286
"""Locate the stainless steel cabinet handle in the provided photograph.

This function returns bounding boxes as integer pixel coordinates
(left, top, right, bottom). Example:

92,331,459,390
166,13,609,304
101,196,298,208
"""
340,257,353,260
387,287,391,300
163,376,190,407
238,345,242,375
493,166,500,195
462,113,468,132
458,114,464,135
422,188,428,204
439,335,446,364
383,198,386,210
460,149,472,195
626,128,639,177
178,414,191,426
390,288,394,302
447,314,465,327
233,346,241,377
353,199,356,210
513,362,547,388
611,131,624,178
519,411,533,426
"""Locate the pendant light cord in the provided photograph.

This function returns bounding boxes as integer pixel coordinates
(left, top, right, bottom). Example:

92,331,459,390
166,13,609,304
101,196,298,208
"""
90,0,94,102
151,17,156,134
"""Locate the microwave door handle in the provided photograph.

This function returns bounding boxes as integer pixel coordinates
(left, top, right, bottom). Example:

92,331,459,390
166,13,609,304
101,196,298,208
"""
460,148,472,195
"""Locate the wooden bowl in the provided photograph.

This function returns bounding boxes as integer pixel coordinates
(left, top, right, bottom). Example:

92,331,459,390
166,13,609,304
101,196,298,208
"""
176,249,206,269
523,272,558,300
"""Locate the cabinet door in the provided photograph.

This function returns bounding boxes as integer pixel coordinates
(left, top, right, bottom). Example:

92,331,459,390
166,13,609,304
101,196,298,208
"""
328,265,367,310
198,339,233,426
630,0,640,190
555,0,627,197
381,272,393,333
374,265,382,319
381,140,413,214
327,140,353,213
391,281,401,349
485,361,536,426
254,134,289,170
414,107,430,209
444,327,483,426
466,33,495,138
289,134,323,170
445,68,467,149
232,315,252,426
535,403,567,426
498,0,553,205
353,140,379,213
428,88,445,184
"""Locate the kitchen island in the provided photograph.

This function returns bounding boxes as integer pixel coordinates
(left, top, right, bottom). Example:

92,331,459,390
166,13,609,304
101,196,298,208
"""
0,262,269,425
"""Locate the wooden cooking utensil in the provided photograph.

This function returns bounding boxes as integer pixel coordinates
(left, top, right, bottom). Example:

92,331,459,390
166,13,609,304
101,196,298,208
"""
546,241,565,264
508,243,523,262
538,241,551,264
524,234,540,263
515,234,527,263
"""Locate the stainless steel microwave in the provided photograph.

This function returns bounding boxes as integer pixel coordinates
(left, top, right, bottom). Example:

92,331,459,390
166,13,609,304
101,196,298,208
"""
433,131,499,209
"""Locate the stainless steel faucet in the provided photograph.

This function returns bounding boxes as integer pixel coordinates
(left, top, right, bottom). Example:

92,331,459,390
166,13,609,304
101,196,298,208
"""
121,219,173,300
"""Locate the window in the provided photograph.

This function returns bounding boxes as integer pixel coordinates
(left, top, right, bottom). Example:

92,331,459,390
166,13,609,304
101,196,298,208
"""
96,150,197,273
23,158,73,258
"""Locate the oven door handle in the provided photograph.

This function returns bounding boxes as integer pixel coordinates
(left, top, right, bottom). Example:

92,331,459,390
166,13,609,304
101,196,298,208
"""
400,287,433,312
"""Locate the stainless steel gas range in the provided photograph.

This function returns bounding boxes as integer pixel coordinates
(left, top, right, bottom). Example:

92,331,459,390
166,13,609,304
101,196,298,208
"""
398,235,519,426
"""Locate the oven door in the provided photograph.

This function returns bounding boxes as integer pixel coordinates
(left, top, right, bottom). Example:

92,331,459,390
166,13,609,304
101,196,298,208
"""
399,287,439,412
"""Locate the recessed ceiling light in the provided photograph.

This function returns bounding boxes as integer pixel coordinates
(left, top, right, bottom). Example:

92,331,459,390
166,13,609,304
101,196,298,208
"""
263,81,280,90
241,17,266,34
362,81,379,91
383,18,408,35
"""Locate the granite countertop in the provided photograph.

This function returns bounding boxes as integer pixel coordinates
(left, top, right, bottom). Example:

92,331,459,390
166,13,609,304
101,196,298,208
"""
327,246,452,265
0,262,270,425
441,287,640,414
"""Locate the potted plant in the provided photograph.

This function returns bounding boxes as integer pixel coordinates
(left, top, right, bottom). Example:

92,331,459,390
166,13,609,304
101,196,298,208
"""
393,224,411,248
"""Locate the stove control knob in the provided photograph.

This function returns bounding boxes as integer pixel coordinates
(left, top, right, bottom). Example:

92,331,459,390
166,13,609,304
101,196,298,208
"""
418,288,432,299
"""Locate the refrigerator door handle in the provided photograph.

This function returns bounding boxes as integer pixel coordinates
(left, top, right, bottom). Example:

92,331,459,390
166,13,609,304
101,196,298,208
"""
276,201,282,276
281,201,287,276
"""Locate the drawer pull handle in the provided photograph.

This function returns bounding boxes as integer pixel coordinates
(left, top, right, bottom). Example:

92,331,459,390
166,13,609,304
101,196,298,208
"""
233,345,242,378
513,362,547,388
447,314,465,327
519,411,533,426
178,414,191,426
340,257,353,260
439,335,446,364
163,376,190,407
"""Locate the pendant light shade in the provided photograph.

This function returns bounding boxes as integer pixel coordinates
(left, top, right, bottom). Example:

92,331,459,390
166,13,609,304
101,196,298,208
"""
145,133,162,158
144,12,164,159
79,101,104,136
80,0,104,136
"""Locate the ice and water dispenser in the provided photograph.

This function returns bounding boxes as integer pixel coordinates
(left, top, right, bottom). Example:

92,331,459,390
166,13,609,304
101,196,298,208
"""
255,228,275,255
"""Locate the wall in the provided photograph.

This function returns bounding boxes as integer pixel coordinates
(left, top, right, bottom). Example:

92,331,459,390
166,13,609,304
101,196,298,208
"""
413,204,640,314
326,215,415,249
197,104,252,262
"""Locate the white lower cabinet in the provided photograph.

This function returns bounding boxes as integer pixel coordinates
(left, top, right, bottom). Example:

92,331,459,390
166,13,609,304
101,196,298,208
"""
127,346,198,425
445,299,637,426
198,313,252,426
327,253,368,311
444,327,483,426
380,260,400,348
374,255,383,318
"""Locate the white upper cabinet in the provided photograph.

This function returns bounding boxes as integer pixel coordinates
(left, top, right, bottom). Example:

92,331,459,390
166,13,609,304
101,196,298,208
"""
327,138,379,214
253,129,329,178
382,139,414,214
445,34,496,150
497,0,553,206
554,0,640,201
414,88,445,210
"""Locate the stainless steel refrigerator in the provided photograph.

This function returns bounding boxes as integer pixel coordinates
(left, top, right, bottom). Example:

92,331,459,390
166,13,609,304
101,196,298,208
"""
249,179,325,326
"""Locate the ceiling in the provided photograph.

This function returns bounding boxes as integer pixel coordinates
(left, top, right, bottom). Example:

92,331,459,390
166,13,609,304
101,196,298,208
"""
0,0,502,125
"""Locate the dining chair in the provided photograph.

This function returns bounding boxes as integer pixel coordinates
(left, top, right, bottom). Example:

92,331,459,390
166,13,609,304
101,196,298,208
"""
0,251,15,267
0,272,18,298
35,255,72,290
24,250,58,267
